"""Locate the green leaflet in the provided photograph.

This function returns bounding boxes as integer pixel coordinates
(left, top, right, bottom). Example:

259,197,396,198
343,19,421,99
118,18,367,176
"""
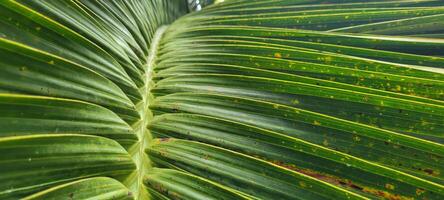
149,113,442,199
12,0,145,86
0,2,143,102
1,0,444,200
153,74,444,141
145,168,250,200
155,63,444,106
192,8,444,31
0,134,135,199
156,52,444,100
162,25,444,56
150,92,444,184
148,138,367,200
0,0,187,199
328,13,444,34
197,0,444,16
169,36,444,69
24,177,133,200
200,0,444,12
149,1,444,197
0,37,139,123
0,94,136,147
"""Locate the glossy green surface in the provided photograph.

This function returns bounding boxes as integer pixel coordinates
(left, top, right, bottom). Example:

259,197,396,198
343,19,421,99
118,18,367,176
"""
0,0,443,199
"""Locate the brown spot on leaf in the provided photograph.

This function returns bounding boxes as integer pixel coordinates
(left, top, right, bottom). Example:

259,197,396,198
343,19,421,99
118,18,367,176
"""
416,188,425,196
424,169,439,176
362,187,412,200
159,138,171,142
269,159,413,200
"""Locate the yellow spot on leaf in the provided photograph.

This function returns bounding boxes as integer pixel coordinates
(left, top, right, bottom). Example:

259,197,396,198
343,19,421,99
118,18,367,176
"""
416,188,425,196
274,52,282,58
385,183,395,190
324,56,332,62
322,139,329,146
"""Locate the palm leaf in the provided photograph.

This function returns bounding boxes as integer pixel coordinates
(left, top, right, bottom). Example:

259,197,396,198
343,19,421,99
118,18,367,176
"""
0,0,443,199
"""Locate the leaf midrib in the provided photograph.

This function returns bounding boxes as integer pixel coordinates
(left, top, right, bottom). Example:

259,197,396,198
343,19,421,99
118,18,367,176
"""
128,25,169,200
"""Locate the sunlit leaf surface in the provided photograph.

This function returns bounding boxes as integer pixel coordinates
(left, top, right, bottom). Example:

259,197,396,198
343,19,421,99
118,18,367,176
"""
0,0,443,199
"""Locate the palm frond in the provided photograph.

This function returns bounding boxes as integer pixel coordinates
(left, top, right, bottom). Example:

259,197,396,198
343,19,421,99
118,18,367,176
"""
0,0,443,199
